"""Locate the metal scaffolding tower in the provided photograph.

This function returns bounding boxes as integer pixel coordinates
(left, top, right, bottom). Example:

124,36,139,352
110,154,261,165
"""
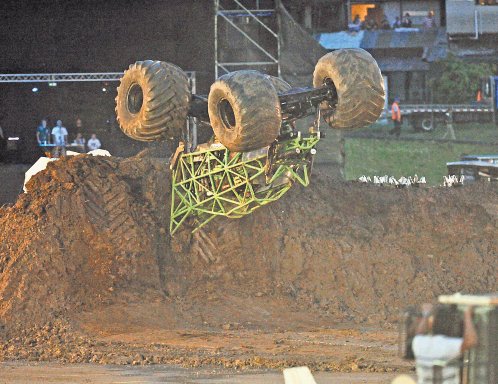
214,0,280,79
0,72,197,93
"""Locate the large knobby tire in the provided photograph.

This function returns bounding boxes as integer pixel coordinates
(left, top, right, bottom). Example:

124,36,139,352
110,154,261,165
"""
208,70,281,152
313,49,385,130
267,75,292,93
115,60,191,142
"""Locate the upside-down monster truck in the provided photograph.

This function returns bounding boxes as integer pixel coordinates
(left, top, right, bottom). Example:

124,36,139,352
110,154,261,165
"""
115,49,385,234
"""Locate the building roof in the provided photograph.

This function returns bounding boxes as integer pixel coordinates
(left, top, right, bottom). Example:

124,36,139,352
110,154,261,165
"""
316,28,445,49
374,57,430,72
316,31,363,49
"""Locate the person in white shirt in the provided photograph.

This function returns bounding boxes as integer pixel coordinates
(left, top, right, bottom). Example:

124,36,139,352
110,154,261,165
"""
51,120,68,156
412,304,478,384
87,133,101,151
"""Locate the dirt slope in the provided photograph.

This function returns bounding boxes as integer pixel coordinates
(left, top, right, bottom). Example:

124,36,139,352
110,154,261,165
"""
0,155,497,332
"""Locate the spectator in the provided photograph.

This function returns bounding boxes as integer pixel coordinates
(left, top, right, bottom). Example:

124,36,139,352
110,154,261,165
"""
348,14,362,32
423,11,437,29
73,132,86,147
381,15,391,30
412,304,478,384
36,119,50,145
87,133,101,151
393,16,402,29
51,120,68,157
402,13,412,28
389,97,402,137
364,17,378,31
75,117,83,134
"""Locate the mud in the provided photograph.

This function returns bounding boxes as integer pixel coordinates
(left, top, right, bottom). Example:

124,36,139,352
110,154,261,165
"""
0,154,496,370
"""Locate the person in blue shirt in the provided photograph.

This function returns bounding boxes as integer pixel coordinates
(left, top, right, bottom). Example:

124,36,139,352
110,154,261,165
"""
36,119,50,145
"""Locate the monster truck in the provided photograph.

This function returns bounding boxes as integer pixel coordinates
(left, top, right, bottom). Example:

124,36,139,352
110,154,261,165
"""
115,49,385,234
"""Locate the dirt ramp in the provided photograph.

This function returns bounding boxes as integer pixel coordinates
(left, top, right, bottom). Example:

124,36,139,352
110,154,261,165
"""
168,178,498,323
0,155,497,330
0,156,170,326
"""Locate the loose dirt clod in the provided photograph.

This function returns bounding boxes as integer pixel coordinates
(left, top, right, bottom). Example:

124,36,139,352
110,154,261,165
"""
0,155,497,368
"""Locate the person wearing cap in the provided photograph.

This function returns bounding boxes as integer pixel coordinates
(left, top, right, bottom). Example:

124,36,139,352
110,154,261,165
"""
389,97,402,137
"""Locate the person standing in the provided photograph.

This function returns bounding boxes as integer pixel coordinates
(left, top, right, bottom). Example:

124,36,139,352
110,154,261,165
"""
442,109,456,140
75,118,84,135
402,13,412,28
389,97,402,137
36,119,50,145
51,120,68,157
393,16,402,29
422,11,437,30
381,15,391,30
87,133,101,151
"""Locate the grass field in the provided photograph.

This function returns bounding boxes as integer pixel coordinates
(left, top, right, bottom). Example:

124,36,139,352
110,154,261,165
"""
344,122,498,185
355,121,498,142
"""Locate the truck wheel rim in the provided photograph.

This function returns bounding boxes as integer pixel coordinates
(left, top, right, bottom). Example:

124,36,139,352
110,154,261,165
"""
421,119,433,131
218,99,236,130
127,83,144,115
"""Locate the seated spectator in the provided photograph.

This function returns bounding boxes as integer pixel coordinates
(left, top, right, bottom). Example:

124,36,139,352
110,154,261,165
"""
402,13,412,28
87,133,101,151
412,304,478,384
381,15,391,30
422,10,437,30
393,16,402,29
364,17,378,31
36,119,50,145
73,133,85,146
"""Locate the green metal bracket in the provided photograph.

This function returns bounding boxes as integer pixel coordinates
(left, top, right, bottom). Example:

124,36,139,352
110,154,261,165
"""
170,132,320,235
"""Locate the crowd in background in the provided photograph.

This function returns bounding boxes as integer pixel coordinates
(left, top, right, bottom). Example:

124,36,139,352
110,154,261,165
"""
348,10,437,32
36,117,102,156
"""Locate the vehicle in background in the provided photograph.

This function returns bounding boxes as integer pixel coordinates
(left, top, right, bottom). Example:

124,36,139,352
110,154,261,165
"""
447,154,498,183
400,76,498,131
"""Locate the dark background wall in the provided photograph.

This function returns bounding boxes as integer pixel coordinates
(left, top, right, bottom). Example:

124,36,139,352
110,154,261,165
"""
0,0,214,159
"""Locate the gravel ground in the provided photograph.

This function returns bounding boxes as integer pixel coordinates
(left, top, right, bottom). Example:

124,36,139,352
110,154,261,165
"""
0,362,403,384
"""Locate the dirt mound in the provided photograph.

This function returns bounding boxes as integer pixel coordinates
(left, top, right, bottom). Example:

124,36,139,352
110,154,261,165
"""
0,156,170,327
0,155,497,333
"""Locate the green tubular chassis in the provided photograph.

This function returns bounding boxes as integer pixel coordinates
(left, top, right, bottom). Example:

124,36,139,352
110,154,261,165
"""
116,51,386,235
170,131,320,234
